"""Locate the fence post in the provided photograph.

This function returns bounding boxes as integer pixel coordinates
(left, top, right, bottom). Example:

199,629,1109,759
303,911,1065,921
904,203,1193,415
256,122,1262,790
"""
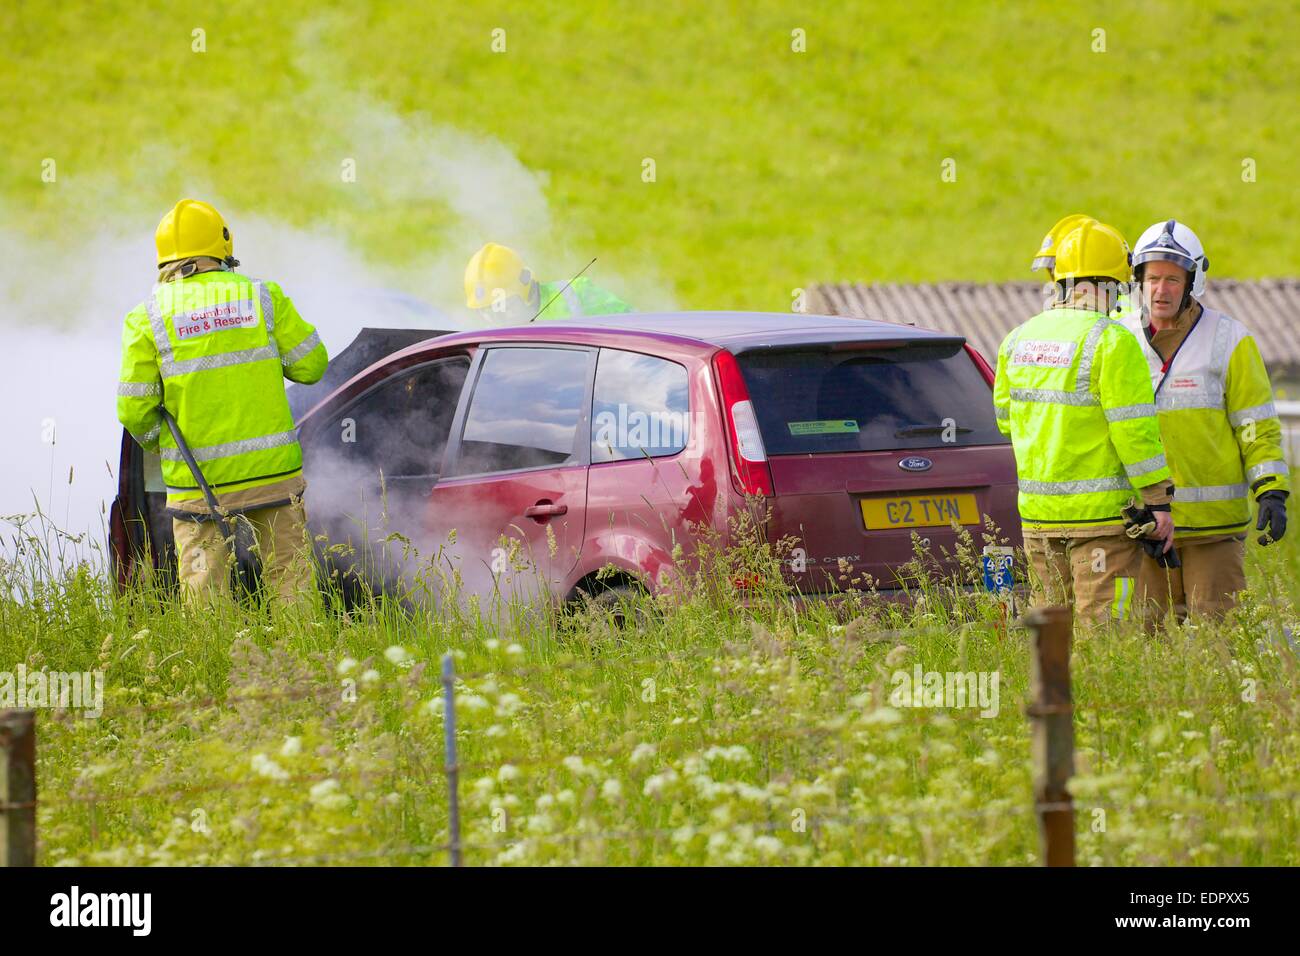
441,653,463,867
0,709,37,867
1024,606,1075,867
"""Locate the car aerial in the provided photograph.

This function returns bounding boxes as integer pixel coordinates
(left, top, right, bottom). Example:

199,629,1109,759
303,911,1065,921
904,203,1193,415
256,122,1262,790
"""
110,311,1020,608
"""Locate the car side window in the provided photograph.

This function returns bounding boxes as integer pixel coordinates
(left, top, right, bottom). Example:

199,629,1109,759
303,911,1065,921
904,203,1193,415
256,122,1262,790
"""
591,349,690,462
451,347,592,476
317,356,470,477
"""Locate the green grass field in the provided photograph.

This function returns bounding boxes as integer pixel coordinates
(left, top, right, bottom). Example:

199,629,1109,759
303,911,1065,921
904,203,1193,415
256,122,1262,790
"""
2,1,1298,313
3,517,1298,866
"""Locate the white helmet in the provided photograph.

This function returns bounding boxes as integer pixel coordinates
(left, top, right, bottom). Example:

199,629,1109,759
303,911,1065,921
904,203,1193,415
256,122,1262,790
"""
1132,219,1209,298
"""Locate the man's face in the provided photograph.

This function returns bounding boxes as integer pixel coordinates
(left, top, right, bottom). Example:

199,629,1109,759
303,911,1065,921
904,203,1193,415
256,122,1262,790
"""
1141,260,1189,322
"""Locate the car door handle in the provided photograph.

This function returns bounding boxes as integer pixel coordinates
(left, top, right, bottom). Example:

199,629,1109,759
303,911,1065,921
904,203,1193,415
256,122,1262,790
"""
524,502,568,519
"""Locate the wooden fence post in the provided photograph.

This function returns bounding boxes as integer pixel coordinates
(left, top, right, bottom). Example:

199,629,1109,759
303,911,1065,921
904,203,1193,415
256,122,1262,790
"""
0,709,37,867
1024,606,1075,867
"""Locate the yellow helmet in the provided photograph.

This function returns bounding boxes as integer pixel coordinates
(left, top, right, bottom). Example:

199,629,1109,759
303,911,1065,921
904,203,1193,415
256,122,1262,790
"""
1053,220,1132,285
464,243,537,310
155,199,234,266
1031,213,1096,276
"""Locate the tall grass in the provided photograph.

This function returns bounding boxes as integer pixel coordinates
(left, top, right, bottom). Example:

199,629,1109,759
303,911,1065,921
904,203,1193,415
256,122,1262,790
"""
3,506,1297,866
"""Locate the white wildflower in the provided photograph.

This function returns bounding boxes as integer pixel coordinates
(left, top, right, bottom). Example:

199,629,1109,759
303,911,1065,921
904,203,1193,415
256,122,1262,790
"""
643,768,679,798
250,753,288,781
308,778,352,811
862,706,903,725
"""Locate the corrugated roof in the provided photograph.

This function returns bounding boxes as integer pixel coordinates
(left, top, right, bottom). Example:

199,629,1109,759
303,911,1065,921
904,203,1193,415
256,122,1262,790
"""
808,279,1300,376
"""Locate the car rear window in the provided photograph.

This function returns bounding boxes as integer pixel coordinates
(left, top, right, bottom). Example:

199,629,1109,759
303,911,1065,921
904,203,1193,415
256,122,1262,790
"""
736,342,1007,455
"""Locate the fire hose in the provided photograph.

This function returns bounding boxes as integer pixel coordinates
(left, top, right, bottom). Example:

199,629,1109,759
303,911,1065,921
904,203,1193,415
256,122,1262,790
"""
160,408,260,596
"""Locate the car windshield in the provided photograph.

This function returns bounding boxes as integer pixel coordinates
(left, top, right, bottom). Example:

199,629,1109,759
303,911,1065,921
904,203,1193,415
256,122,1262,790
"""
736,342,1007,455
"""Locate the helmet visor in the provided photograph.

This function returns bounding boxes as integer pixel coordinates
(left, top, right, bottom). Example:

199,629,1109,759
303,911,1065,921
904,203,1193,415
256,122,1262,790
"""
1133,249,1195,274
1030,255,1054,272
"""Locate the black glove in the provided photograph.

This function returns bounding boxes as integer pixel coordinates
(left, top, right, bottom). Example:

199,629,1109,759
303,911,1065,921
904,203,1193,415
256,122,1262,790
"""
1121,499,1181,568
1256,491,1288,545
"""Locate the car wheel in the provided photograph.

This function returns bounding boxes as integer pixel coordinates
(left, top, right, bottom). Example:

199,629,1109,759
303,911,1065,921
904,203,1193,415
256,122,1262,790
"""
574,584,654,631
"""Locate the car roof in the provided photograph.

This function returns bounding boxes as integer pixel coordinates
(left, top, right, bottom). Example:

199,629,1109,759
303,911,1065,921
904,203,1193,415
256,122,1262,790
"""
297,312,971,427
389,311,962,359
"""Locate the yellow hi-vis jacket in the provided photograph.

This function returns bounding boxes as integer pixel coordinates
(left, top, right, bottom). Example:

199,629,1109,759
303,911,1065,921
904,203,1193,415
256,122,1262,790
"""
116,271,328,505
993,308,1171,531
1119,304,1290,537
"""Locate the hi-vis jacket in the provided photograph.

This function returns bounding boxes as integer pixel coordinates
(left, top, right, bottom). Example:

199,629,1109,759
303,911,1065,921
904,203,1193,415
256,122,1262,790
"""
116,271,328,504
1119,304,1290,537
534,277,632,320
994,308,1172,532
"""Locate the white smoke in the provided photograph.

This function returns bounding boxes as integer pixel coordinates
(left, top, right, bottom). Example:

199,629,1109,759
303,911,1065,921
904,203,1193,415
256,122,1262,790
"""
0,85,676,572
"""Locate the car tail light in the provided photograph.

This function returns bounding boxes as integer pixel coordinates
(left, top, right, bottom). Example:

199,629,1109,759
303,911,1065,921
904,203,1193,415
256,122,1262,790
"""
712,349,774,497
964,343,996,386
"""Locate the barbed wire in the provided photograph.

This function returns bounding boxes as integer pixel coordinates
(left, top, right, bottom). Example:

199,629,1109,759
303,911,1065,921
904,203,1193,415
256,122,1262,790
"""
26,655,1297,726
1072,689,1296,713
34,763,389,810
1039,788,1300,814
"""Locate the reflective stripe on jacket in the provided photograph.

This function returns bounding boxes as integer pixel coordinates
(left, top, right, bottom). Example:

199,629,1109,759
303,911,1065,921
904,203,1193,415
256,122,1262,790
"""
1119,304,1290,537
534,276,632,320
116,271,328,503
993,308,1171,531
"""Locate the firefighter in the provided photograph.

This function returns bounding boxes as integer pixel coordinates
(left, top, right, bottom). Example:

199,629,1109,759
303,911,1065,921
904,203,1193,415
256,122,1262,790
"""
995,219,1174,625
464,243,631,324
1031,213,1137,318
116,199,328,605
1120,219,1289,621
1030,213,1095,280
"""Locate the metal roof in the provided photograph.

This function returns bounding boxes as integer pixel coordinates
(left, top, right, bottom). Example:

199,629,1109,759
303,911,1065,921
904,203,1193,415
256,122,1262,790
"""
808,280,1300,375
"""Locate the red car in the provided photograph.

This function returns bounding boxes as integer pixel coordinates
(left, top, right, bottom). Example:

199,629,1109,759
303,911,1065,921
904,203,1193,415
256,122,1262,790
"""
110,312,1019,606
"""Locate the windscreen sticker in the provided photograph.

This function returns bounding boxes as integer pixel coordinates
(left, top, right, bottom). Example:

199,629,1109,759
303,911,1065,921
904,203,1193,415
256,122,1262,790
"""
1011,339,1077,368
172,299,260,340
787,419,860,436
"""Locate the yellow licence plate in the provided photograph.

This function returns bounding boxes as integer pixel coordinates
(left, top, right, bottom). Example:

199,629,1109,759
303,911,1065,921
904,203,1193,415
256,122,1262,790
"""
860,493,980,530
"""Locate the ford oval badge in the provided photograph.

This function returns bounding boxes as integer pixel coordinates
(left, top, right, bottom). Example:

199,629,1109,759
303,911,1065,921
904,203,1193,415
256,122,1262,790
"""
899,456,933,473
